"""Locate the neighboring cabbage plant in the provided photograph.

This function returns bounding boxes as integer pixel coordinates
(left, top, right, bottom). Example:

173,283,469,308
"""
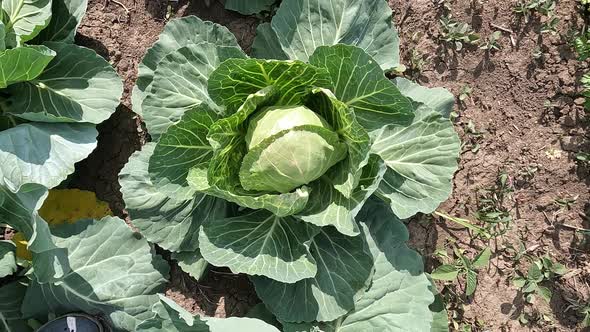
122,0,460,330
0,188,279,331
0,0,122,193
0,0,122,284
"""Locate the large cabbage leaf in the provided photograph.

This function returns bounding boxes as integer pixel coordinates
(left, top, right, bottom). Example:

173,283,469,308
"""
136,294,281,331
21,217,169,332
34,0,88,43
0,281,32,332
252,227,374,322
0,45,55,87
371,105,460,219
141,42,245,138
2,0,52,45
119,143,228,253
0,123,97,191
253,0,400,71
0,241,16,278
199,209,319,283
0,184,70,282
308,45,414,131
135,16,243,138
5,42,122,124
283,199,435,331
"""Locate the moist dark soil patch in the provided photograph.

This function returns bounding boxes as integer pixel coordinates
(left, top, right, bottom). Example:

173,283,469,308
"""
67,0,590,328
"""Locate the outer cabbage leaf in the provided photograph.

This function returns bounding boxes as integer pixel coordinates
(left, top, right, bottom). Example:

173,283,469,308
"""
136,16,241,117
251,23,288,60
206,87,277,187
207,58,330,112
429,281,450,332
149,104,220,201
0,22,6,51
0,45,55,88
199,209,319,283
0,281,32,332
136,295,281,332
297,156,386,237
0,184,70,283
171,250,208,281
34,0,88,43
0,123,97,191
309,45,414,132
142,42,245,139
305,88,370,198
189,166,310,217
5,42,122,124
21,217,169,332
119,143,228,253
283,198,435,332
206,317,280,332
225,0,275,15
394,77,455,118
2,0,52,44
371,106,460,219
0,241,17,278
266,0,400,70
252,227,373,323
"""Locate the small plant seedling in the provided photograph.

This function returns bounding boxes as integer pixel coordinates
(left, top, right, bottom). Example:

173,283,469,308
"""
409,50,428,77
580,74,590,110
434,211,492,239
532,46,543,59
474,171,514,238
512,256,567,303
459,84,473,103
440,15,480,50
462,120,484,153
431,247,492,296
433,0,452,12
573,30,590,61
500,238,537,267
480,31,502,51
513,3,533,22
577,152,590,164
554,195,578,210
563,294,590,328
541,15,560,35
514,0,557,23
582,305,590,327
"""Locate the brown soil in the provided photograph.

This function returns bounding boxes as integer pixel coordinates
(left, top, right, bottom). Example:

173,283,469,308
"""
392,0,590,330
69,0,589,329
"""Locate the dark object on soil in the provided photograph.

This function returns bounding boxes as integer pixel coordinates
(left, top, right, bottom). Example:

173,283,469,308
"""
37,314,111,332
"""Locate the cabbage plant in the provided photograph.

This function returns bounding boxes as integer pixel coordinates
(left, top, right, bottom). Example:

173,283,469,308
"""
0,0,122,193
0,0,122,285
122,0,460,330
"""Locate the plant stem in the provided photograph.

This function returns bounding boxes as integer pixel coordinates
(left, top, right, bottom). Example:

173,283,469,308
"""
434,211,492,239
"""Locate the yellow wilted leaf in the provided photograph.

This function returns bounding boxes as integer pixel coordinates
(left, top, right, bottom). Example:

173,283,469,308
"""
14,189,112,260
13,232,32,261
38,189,113,227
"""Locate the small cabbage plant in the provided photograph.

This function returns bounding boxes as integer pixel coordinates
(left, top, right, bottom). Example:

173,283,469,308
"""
122,0,460,330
